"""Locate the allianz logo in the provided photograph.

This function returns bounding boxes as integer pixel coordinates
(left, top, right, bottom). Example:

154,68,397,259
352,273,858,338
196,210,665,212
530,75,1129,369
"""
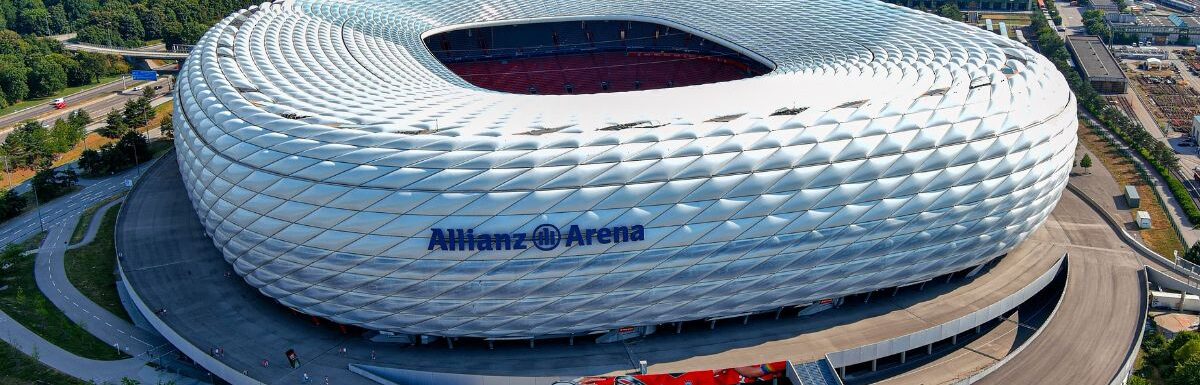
427,224,646,251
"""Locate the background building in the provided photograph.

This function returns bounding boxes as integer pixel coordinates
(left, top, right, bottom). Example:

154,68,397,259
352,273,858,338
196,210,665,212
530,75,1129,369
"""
1066,35,1129,93
884,0,1034,11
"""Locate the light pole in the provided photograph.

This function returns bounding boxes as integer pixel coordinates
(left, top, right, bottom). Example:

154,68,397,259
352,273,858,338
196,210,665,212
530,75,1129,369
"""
30,182,44,232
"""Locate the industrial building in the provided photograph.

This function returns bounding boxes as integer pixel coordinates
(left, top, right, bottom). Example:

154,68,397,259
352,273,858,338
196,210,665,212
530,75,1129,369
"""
172,0,1076,340
1067,35,1129,93
1109,14,1200,45
883,0,1034,11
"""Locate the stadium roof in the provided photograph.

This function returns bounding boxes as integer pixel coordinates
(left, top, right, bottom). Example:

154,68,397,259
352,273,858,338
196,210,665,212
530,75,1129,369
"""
198,0,1045,144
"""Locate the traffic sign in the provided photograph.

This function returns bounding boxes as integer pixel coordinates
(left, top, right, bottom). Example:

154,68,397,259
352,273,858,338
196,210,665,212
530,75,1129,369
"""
131,70,158,81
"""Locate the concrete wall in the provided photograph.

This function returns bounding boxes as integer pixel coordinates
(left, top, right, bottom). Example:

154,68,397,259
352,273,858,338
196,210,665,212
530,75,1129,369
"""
826,255,1066,369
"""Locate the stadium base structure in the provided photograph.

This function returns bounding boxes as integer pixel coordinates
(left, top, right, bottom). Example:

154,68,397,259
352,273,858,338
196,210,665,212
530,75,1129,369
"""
117,154,1069,385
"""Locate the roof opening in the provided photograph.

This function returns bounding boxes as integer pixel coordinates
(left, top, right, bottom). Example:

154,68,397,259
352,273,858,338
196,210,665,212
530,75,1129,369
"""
424,19,773,95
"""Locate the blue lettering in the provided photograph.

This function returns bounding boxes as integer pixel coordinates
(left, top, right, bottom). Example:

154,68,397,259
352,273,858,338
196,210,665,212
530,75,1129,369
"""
566,225,584,246
428,228,447,250
597,227,612,244
513,233,528,249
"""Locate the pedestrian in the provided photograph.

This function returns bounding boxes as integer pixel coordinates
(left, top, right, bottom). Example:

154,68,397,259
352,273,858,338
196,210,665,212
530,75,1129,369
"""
302,372,311,383
370,350,376,360
262,358,269,367
324,376,330,385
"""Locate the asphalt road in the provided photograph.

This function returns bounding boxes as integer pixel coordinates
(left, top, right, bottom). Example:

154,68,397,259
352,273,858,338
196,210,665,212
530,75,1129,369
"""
0,167,136,246
976,193,1144,385
0,77,173,142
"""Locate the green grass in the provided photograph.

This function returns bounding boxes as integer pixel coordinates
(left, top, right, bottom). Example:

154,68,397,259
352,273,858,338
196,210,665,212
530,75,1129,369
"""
64,204,131,324
0,339,88,385
0,233,128,361
0,75,124,118
70,194,126,245
148,139,174,159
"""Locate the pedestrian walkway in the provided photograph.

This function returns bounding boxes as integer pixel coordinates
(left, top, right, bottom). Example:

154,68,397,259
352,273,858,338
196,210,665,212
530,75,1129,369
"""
1081,111,1200,247
0,310,145,383
0,196,203,384
36,202,169,358
69,198,120,249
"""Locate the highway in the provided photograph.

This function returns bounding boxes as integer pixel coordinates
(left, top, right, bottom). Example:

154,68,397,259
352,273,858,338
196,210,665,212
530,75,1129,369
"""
0,77,173,142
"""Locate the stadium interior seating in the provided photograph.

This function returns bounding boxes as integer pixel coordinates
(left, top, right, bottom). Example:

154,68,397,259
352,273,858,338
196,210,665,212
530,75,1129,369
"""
424,20,771,94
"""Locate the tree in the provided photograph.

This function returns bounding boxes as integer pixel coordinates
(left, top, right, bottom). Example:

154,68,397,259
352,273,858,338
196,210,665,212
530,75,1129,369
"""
1185,241,1200,265
936,3,963,22
1170,360,1200,385
2,120,53,170
67,109,90,129
0,59,29,104
1175,338,1200,364
0,189,26,221
0,30,26,55
77,148,102,176
122,95,152,129
98,110,128,139
30,168,77,200
26,55,67,98
1080,154,1093,174
159,117,174,139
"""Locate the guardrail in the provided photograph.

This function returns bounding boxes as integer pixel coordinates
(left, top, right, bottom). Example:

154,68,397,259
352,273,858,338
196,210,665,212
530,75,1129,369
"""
1065,183,1200,280
826,256,1066,372
1110,268,1150,385
114,154,265,385
949,257,1071,385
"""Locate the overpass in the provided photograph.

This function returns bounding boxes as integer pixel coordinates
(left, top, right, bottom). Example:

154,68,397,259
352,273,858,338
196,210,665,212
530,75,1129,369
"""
63,42,190,60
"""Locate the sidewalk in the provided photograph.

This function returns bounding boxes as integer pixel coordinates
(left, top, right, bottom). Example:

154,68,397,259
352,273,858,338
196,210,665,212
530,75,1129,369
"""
1080,111,1200,247
35,205,170,358
1,198,202,384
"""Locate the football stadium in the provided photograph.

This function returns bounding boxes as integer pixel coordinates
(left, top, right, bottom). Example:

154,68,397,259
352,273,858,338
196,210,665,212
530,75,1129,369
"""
168,0,1077,342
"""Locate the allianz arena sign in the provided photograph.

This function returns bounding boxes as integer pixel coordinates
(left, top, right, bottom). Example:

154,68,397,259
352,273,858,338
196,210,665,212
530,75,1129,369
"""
427,224,647,251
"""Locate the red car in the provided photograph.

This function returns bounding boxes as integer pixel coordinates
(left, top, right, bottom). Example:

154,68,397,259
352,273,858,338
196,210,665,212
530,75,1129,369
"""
51,98,66,109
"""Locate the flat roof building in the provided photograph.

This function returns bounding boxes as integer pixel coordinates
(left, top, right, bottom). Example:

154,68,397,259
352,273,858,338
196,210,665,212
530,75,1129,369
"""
884,0,1033,11
1066,35,1128,94
1090,0,1121,11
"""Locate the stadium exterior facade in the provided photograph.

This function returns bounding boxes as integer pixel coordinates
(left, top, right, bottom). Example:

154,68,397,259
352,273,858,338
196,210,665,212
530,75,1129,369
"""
173,0,1077,338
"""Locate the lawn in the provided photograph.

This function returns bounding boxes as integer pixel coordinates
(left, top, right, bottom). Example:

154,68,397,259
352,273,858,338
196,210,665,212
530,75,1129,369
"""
0,75,124,118
0,233,127,361
64,203,132,323
0,339,88,385
70,194,126,245
1078,122,1188,257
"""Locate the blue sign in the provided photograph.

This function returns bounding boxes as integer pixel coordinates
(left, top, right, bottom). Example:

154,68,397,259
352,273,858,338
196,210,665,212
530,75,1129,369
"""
427,224,645,251
131,70,158,81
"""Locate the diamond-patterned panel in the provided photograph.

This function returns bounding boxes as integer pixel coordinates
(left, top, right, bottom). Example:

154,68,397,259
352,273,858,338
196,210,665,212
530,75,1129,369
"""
173,0,1078,338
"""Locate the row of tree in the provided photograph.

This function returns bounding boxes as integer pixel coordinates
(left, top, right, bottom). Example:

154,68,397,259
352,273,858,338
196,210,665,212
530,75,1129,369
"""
1,109,88,171
0,0,261,47
0,30,129,108
1028,9,1200,227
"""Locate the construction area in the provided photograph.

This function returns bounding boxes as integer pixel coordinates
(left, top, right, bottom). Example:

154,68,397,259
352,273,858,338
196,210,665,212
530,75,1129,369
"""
1127,66,1200,132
